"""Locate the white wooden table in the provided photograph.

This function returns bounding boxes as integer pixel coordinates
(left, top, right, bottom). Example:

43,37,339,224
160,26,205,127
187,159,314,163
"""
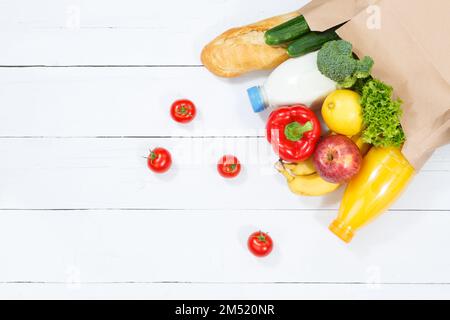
0,0,449,300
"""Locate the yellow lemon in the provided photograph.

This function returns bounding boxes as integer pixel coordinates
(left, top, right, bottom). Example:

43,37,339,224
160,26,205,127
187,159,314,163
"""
322,90,363,136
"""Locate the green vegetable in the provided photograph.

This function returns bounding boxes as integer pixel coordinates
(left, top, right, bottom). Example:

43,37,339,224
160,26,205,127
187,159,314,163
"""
265,15,310,46
355,56,374,79
351,77,370,96
361,79,405,148
287,29,340,57
317,40,374,88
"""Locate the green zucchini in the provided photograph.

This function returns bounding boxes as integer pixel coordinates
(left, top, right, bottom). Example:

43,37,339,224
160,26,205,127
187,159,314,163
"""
265,15,310,46
287,29,340,57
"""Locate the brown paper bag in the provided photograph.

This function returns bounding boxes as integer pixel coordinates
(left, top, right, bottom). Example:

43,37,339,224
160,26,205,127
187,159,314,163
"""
301,0,450,170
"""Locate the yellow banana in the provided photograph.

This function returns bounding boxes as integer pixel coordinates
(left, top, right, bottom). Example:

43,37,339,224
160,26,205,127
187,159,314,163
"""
283,157,316,176
275,162,340,196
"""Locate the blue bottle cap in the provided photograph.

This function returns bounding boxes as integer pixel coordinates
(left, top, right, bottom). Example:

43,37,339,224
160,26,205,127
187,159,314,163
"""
247,86,266,113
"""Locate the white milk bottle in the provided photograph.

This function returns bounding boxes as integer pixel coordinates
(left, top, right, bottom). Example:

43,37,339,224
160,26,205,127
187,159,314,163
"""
247,51,336,113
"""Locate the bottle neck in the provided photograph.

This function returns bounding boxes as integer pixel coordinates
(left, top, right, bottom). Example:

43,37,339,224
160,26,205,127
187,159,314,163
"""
259,86,269,110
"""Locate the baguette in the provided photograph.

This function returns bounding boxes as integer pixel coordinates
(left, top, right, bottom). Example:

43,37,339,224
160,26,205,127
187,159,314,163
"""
201,11,300,78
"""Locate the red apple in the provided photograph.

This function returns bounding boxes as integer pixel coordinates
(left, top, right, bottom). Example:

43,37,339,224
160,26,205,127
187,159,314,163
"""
313,135,362,184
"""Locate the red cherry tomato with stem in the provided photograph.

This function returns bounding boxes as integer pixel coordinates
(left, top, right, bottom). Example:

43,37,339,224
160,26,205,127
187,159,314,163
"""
170,99,196,123
217,155,241,178
147,148,172,173
248,231,273,257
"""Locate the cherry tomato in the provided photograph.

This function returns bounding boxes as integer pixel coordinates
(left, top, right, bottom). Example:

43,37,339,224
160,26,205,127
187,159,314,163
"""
248,231,273,257
217,155,241,178
170,99,196,123
147,148,172,173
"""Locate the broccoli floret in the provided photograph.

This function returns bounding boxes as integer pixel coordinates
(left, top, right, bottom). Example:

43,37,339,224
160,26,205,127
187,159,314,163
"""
317,40,374,88
317,41,356,83
355,56,374,79
340,75,358,88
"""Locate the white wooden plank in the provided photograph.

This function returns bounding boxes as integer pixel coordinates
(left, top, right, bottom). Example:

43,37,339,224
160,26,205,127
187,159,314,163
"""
0,210,450,284
0,67,270,136
2,66,450,152
1,283,450,300
0,138,448,210
0,0,305,65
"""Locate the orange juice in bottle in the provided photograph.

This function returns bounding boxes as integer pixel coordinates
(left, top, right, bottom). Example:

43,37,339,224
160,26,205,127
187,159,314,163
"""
330,147,415,243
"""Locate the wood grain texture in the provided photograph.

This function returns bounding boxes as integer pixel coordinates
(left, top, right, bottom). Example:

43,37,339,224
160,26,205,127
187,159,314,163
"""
0,210,449,285
0,0,301,65
2,283,450,300
0,67,270,136
0,138,448,210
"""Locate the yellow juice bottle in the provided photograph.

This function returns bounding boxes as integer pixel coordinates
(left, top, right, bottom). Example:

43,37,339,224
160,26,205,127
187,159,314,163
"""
329,147,415,243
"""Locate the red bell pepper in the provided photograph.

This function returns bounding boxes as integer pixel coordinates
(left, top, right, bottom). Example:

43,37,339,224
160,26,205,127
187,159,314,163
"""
266,105,321,163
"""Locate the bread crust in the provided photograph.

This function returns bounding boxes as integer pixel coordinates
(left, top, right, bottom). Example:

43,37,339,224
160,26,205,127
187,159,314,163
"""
201,11,300,78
